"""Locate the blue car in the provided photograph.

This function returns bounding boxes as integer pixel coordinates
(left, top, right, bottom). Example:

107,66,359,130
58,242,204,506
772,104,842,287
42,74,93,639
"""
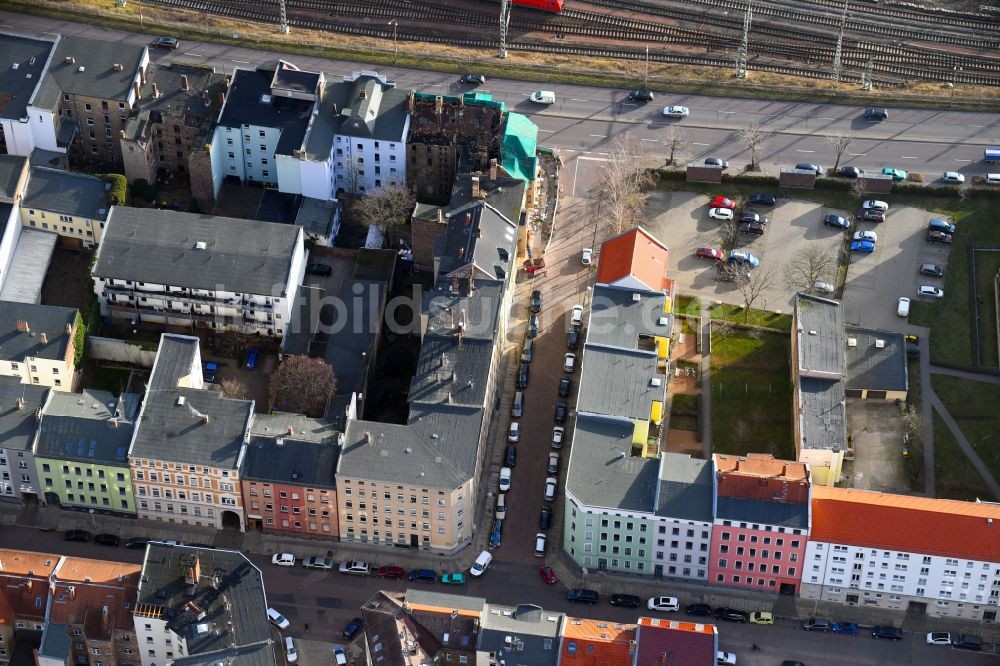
832,622,858,635
928,219,955,234
489,520,503,548
727,249,760,268
202,362,219,383
246,347,260,370
851,240,875,253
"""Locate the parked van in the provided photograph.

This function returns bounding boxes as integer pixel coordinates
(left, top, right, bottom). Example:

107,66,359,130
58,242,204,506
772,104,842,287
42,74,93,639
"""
986,173,1000,184
530,91,555,104
511,391,524,418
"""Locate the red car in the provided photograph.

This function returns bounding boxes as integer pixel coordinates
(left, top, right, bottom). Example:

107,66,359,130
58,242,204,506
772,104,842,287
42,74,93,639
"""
709,196,735,209
539,564,558,585
376,565,405,580
696,247,724,261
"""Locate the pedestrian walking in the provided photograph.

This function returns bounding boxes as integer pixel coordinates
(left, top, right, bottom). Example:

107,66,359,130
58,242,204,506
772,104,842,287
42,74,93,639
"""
304,623,309,633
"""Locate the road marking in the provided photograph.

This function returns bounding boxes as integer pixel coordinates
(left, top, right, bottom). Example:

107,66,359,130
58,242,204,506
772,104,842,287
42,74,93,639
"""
589,134,607,138
900,155,918,159
183,52,203,57
968,124,985,128
233,59,250,64
848,153,866,156
538,129,555,133
954,158,972,163
578,155,610,161
570,98,588,102
817,117,836,121
796,149,816,153
641,138,660,142
692,142,710,146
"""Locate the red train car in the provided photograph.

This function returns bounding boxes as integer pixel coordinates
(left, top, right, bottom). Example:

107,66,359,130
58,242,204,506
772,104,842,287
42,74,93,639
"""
512,0,564,12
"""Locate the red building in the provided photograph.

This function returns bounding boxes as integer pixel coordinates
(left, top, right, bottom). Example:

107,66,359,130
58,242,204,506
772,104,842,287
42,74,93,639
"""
633,616,717,666
709,454,811,595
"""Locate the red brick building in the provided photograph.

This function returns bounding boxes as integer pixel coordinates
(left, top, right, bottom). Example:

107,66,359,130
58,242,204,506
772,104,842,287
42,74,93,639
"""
633,616,716,666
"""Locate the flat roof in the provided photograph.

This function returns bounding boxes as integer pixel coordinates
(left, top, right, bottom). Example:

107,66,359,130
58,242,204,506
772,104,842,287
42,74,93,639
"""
0,155,27,201
587,285,672,350
0,228,58,303
218,66,313,157
23,167,110,220
655,453,714,522
795,293,844,377
844,327,908,392
798,377,846,452
716,496,809,529
576,346,663,421
0,34,53,120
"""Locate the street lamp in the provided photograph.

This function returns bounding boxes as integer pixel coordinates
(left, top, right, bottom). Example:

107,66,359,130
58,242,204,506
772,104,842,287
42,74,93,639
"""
387,20,398,63
950,66,962,105
88,508,96,530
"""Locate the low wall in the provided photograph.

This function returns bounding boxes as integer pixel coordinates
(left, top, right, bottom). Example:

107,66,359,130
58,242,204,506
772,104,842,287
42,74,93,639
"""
88,336,157,367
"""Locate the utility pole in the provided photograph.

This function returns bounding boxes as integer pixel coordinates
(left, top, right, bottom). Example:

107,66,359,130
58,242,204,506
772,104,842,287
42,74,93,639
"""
735,0,752,79
831,0,848,83
388,20,398,63
499,0,511,59
644,46,650,87
861,57,873,90
278,0,289,34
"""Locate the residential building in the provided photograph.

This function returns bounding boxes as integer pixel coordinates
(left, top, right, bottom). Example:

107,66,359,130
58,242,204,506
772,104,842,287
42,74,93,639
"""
36,625,73,666
0,156,30,292
0,589,13,664
92,207,305,337
19,167,111,248
804,486,1000,621
33,389,140,514
633,617,717,666
132,544,275,666
0,549,59,632
843,327,908,400
709,454,811,595
337,202,518,552
0,301,78,390
595,227,671,292
241,412,340,537
477,603,565,666
129,334,254,531
0,377,49,501
559,617,637,666
0,34,56,157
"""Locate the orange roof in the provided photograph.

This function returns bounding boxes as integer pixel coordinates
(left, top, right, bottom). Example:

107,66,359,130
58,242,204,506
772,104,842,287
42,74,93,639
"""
637,616,715,634
405,602,480,618
561,617,636,666
0,549,60,577
714,453,808,480
596,227,669,291
811,486,1000,562
0,550,59,621
56,557,141,584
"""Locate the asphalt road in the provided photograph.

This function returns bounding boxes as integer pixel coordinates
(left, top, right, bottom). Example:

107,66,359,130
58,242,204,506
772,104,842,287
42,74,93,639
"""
3,11,999,176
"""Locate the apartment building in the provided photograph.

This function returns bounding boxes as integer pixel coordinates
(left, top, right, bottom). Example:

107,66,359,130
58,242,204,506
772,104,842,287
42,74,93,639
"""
804,486,1000,621
0,377,48,501
92,208,305,337
709,454,811,595
132,544,275,666
240,412,340,538
0,301,79,391
129,334,253,531
0,549,59,635
33,389,140,514
19,167,111,248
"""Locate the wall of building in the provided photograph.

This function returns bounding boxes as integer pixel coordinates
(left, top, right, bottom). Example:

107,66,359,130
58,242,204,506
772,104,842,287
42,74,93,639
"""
650,515,713,581
333,135,405,195
242,479,339,538
0,204,23,291
295,156,332,201
131,459,244,531
132,615,173,666
709,522,807,594
0,447,41,501
0,118,37,157
36,457,136,514
798,449,843,488
563,497,656,575
22,208,105,248
66,94,133,167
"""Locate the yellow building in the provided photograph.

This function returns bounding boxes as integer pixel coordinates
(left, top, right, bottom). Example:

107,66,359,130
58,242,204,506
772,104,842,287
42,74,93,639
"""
20,167,111,249
0,301,78,391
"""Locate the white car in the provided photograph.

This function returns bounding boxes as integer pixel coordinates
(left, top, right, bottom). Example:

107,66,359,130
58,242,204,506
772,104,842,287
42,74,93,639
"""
302,556,334,570
926,632,952,645
508,422,520,443
647,596,679,611
942,171,965,183
918,285,943,299
897,297,911,317
716,651,736,666
814,281,834,294
495,493,506,520
470,550,493,577
662,105,689,118
267,607,290,630
853,230,877,243
499,467,512,493
570,304,584,327
581,248,593,265
339,560,371,576
552,426,564,449
333,647,348,666
284,636,298,663
529,90,555,104
709,207,734,221
543,476,557,501
534,532,547,557
271,553,295,567
862,199,889,211
563,353,576,373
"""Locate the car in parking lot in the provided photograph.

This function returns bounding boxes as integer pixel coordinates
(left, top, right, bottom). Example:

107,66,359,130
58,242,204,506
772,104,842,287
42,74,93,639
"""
851,240,875,253
539,504,552,529
796,162,824,175
554,403,567,424
268,607,290,630
647,596,679,612
628,88,654,101
609,594,641,608
905,334,920,357
408,568,437,583
470,551,493,577
747,193,777,206
714,607,748,623
342,617,363,640
856,208,885,223
544,476,557,501
202,361,219,383
942,171,965,184
840,165,865,178
709,196,736,209
919,263,944,277
459,73,486,85
571,304,584,327
685,603,713,617
333,647,348,666
918,285,944,299
306,263,332,276
750,611,773,624
740,211,767,225
872,626,903,640
530,290,542,313
64,530,91,542
928,218,956,234
696,247,725,261
853,230,877,243
441,573,466,585
952,634,983,650
802,618,831,632
739,221,765,236
563,353,576,372
499,467,511,492
376,565,405,579
882,167,907,181
558,377,572,397
709,207,734,221
246,347,260,370
489,520,503,548
823,213,849,228
704,157,729,169
516,364,530,388
94,534,120,547
339,561,370,576
897,297,910,317
272,553,296,567
832,622,858,635
727,249,759,268
551,426,564,448
716,652,736,666
539,564,558,584
814,281,834,294
862,200,889,211
926,230,953,245
662,105,689,118
926,632,951,645
151,36,179,49
864,107,888,120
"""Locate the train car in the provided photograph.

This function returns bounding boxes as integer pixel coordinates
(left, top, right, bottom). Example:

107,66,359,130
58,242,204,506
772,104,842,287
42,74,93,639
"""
512,0,564,12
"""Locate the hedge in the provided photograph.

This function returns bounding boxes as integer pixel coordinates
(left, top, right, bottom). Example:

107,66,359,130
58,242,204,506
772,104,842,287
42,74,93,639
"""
99,173,128,206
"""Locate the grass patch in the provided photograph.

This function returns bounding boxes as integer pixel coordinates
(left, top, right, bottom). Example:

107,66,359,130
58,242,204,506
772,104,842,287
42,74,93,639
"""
710,327,794,459
932,412,995,501
709,303,793,332
972,251,1000,369
931,375,1000,492
85,365,134,395
675,294,700,316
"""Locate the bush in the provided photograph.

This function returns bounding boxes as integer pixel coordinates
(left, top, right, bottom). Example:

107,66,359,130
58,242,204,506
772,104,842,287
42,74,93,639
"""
722,173,780,186
654,167,687,181
72,311,86,369
99,173,128,205
908,172,924,183
814,177,852,191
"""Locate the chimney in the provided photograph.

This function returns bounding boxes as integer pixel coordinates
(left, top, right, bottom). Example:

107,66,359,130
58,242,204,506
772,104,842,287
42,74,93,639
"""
15,397,24,411
15,320,29,333
134,80,141,101
65,323,73,335
287,426,294,436
35,407,42,422
490,158,498,180
67,586,76,600
471,176,481,199
180,74,189,91
359,89,366,99
183,555,201,585
202,91,210,107
140,66,146,85
39,332,47,344
435,95,443,116
407,90,414,112
152,83,160,98
437,208,443,224
201,414,209,424
64,56,75,65
217,92,225,108
464,211,472,226
363,430,371,443
112,63,124,72
110,417,118,429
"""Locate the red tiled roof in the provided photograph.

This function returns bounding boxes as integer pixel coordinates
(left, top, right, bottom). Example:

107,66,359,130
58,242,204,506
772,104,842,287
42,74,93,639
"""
715,454,810,503
560,616,636,665
634,616,716,666
0,549,60,621
0,588,15,624
596,227,669,292
811,486,1000,562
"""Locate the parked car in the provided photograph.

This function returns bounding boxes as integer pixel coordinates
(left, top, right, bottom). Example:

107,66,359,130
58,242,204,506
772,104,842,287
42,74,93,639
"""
267,607,290,630
685,603,713,617
507,422,520,443
539,564,558,584
302,556,333,570
495,492,506,520
740,211,767,225
727,250,760,268
662,105,689,118
527,315,539,338
533,532,547,557
246,347,260,370
926,230,953,245
529,289,543,314
505,445,517,467
558,376,572,397
863,107,888,120
714,608,749,623
840,165,865,178
928,218,956,234
709,207,734,221
832,622,858,635
802,618,832,632
440,573,466,585
511,391,523,418
856,208,885,223
546,452,561,476
850,240,875,253
566,589,599,604
521,340,533,364
125,537,150,549
552,426,564,449
872,626,903,640
823,214,850,228
704,157,729,169
539,504,553,529
862,199,889,211
64,530,91,542
750,611,774,624
919,263,944,278
408,568,437,583
470,550,493,577
853,230,877,243
499,467,511,493
459,73,486,85
516,363,530,388
739,221,765,236
341,617,363,640
376,565,405,579
952,634,984,650
581,248,593,265
897,297,911,317
905,334,920,357
567,328,580,350
529,91,555,104
339,561,370,576
94,534,120,547
333,647,348,666
696,247,725,261
748,193,777,206
942,171,965,183
795,162,824,175
882,167,907,181
554,402,567,425
647,596,680,612
709,196,736,209
610,594,641,608
306,263,332,276
926,632,951,645
716,652,737,666
151,36,179,49
543,477,558,501
202,362,219,383
814,281,834,294
563,353,576,372
571,304,584,327
917,285,944,299
271,553,296,567
628,88,654,101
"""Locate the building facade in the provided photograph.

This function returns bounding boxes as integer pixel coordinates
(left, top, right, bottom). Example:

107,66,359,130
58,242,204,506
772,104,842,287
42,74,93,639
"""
0,302,78,391
0,378,50,502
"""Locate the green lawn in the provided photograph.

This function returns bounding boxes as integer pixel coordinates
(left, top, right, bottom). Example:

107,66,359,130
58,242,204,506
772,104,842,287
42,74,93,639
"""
710,327,794,459
931,374,1000,496
675,295,701,317
709,303,793,332
932,412,996,501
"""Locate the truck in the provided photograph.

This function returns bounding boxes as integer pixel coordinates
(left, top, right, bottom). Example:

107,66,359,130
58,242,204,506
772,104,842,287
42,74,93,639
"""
985,147,1000,163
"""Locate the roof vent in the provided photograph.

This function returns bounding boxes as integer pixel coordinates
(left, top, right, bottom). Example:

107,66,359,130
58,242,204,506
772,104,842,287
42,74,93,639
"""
177,396,186,406
261,94,271,104
875,339,885,348
78,66,85,73
808,330,818,336
658,316,668,326
65,56,75,65
194,241,207,250
112,63,124,72
650,377,662,387
11,63,17,70
847,337,858,347
632,293,641,302
404,447,412,454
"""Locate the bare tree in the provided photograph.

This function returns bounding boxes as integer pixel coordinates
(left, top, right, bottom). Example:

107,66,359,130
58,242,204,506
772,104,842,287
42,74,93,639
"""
824,132,854,173
722,265,776,323
737,122,773,171
269,355,338,417
596,135,657,235
350,182,417,240
718,217,741,251
219,377,249,400
850,177,867,202
784,245,837,293
661,124,688,166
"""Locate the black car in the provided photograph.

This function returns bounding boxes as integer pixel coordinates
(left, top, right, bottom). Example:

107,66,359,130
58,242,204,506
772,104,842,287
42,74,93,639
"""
566,589,599,604
566,329,580,350
151,36,179,49
306,263,332,277
871,625,903,640
856,208,885,223
554,402,568,425
952,634,983,651
740,211,767,225
713,607,749,623
781,662,807,666
840,165,865,178
505,445,517,467
539,504,552,530
864,107,888,121
801,618,831,632
530,290,542,313
527,315,539,338
747,193,776,206
64,530,91,542
823,214,850,228
609,594,641,608
926,230,953,245
739,222,765,236
628,88,654,102
342,617,364,640
685,603,713,617
516,364,530,389
704,157,729,169
94,534,120,547
459,74,486,85
919,263,944,278
558,377,572,398
125,537,150,549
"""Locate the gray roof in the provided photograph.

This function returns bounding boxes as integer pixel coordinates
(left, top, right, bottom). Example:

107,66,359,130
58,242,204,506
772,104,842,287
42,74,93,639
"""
798,377,846,452
434,203,517,280
564,414,659,513
0,376,48,452
294,198,337,238
329,73,409,142
576,346,664,421
716,496,809,529
125,63,227,142
301,83,337,162
421,279,504,341
38,624,72,660
414,173,526,233
41,35,146,105
270,64,319,96
410,337,491,407
138,544,275,666
339,405,484,487
34,389,139,465
0,34,53,120
0,155,28,202
0,301,77,362
587,285,672,350
0,228,58,303
478,604,564,666
148,334,199,391
94,208,301,296
323,278,385,397
405,589,486,613
844,327,908,392
23,167,110,220
218,66,313,156
655,453,714,522
795,293,845,378
242,413,338,488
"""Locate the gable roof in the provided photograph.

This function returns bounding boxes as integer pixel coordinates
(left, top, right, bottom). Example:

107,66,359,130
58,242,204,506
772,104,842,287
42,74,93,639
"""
0,300,77,362
634,617,716,666
42,35,146,105
596,227,669,292
23,167,110,220
243,415,339,488
478,603,564,665
560,617,636,666
0,377,49,452
34,389,139,465
49,556,141,634
500,112,539,183
330,72,409,142
434,203,517,280
810,486,1000,562
0,548,60,620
